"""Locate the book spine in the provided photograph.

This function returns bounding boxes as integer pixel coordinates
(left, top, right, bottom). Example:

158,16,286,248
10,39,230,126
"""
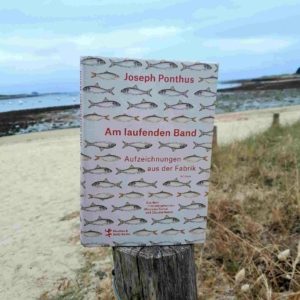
79,58,84,236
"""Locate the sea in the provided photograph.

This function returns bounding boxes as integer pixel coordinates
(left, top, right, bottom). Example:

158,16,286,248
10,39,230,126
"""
0,92,79,113
0,89,300,136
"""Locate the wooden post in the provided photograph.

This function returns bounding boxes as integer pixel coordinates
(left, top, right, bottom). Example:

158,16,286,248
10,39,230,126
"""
272,113,280,127
212,125,217,148
112,245,197,300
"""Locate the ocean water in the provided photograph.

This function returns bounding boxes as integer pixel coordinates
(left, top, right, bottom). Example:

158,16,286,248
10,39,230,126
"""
1,89,300,114
1,89,300,136
0,92,79,113
216,88,300,113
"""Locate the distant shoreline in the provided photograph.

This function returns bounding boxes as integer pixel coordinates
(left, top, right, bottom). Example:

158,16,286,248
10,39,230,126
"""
2,73,300,99
0,105,80,137
219,74,300,91
0,92,76,100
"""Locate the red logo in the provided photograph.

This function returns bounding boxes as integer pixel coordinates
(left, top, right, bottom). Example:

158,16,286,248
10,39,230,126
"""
105,228,113,237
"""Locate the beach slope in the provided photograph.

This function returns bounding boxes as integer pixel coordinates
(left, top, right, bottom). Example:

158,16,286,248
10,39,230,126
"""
0,105,299,299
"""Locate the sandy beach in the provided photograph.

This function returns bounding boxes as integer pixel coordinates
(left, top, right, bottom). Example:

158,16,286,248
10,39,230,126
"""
214,104,300,144
0,105,299,299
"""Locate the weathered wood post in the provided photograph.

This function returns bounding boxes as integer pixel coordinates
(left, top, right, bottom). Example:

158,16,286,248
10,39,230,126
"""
272,113,280,127
212,125,217,148
113,245,197,300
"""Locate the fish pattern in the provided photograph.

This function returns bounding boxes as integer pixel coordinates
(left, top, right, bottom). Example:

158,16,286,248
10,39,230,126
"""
80,56,218,246
82,83,114,94
83,113,109,121
146,60,178,70
127,99,157,110
91,71,119,80
88,98,121,108
121,85,152,96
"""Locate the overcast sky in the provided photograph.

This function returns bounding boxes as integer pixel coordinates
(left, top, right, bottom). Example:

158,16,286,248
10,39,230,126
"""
0,0,299,93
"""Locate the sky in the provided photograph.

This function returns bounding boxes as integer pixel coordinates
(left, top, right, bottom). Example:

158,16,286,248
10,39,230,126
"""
0,0,299,93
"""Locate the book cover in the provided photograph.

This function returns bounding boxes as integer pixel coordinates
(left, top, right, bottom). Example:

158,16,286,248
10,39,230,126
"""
80,56,218,247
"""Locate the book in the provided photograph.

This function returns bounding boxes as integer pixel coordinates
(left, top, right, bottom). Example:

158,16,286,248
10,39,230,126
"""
80,56,218,247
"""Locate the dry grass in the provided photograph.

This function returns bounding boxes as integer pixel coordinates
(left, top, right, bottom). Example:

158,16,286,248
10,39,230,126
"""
196,122,300,299
42,122,300,299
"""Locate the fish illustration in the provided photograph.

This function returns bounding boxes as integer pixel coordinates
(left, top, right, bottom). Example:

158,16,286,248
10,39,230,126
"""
193,142,212,151
177,190,200,198
88,193,114,201
158,86,188,98
81,56,106,66
92,178,122,189
83,113,109,121
178,201,206,211
149,191,172,199
198,76,217,84
199,167,210,175
196,180,209,186
81,203,107,212
171,115,196,123
81,153,91,161
164,100,193,111
183,155,208,163
109,58,142,68
84,140,116,151
133,229,157,236
185,239,205,243
119,191,144,199
113,241,147,246
149,241,182,246
146,60,178,69
82,165,112,175
194,88,216,97
88,98,121,108
189,227,205,234
113,114,139,122
199,129,213,137
161,228,184,235
181,62,212,71
95,154,121,162
184,214,207,224
122,141,152,151
118,216,147,226
199,103,215,111
82,83,114,94
116,165,145,175
84,216,114,226
121,85,152,96
81,181,86,189
112,202,142,212
199,116,214,123
91,70,119,80
82,242,110,247
127,99,157,109
142,115,168,123
151,215,180,225
158,141,187,152
81,230,102,237
163,178,191,188
128,178,157,188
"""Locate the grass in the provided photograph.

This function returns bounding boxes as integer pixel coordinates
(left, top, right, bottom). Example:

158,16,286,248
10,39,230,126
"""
41,122,300,300
197,122,300,299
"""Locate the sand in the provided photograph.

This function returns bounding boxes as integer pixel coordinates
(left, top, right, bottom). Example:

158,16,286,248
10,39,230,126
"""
215,105,300,144
0,105,299,299
0,129,82,300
